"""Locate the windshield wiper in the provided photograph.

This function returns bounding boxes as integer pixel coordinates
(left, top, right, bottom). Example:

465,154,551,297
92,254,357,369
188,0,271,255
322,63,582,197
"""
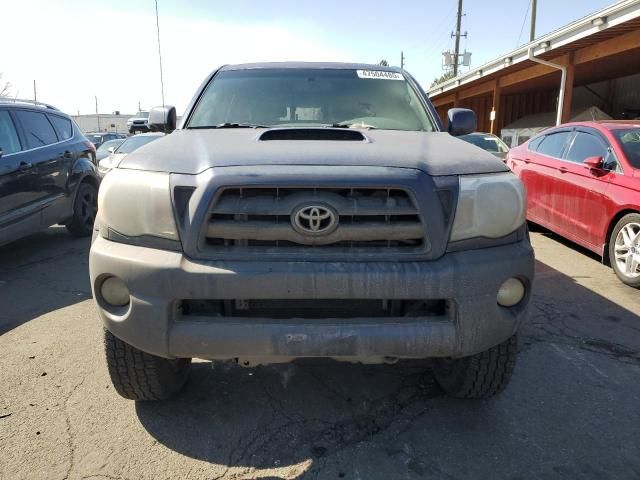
328,122,377,130
189,123,269,129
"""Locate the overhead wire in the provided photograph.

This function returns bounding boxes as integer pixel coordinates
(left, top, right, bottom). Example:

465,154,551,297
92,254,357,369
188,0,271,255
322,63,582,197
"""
516,0,532,47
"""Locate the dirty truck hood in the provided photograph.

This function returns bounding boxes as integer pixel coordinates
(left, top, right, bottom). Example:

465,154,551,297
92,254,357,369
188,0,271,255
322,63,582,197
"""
119,128,508,176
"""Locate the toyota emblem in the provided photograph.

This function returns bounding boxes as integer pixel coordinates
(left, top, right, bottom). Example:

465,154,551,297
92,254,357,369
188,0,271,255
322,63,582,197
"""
292,204,338,236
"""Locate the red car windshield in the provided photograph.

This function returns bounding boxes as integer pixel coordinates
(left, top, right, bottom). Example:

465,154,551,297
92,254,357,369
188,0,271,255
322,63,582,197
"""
613,127,640,168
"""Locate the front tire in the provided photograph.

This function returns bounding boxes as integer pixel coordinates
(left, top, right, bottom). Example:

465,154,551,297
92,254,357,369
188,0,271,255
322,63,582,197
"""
432,336,517,399
609,213,640,288
66,182,98,237
104,329,192,400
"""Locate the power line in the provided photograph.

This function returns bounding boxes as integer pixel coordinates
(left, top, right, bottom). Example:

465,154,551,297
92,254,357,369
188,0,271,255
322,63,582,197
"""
516,0,532,47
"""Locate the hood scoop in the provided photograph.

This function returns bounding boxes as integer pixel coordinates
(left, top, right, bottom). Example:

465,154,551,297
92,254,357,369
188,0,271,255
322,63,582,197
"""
259,128,366,142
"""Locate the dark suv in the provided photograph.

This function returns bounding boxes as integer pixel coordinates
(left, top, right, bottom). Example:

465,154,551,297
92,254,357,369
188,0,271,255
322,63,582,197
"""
0,100,100,246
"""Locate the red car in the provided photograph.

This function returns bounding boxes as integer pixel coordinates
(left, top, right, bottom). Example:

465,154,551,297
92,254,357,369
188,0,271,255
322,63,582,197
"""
507,121,640,288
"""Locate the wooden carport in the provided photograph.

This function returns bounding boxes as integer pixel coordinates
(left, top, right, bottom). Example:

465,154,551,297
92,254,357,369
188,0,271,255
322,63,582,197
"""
428,1,640,135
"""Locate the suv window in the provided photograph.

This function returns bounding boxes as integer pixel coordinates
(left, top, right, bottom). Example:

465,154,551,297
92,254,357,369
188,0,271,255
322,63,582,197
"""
15,110,59,148
565,132,608,163
536,131,571,158
49,114,73,141
0,111,22,154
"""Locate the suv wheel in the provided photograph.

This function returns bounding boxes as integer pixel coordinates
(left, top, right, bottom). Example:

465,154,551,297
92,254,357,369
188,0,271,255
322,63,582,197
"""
432,335,517,399
609,213,640,288
104,329,192,400
66,182,97,237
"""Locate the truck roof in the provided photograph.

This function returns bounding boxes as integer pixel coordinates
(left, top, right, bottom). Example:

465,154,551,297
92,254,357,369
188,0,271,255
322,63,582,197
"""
220,62,402,73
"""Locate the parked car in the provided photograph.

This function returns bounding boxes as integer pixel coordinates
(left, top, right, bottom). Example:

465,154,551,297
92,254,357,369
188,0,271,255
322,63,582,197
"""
507,121,640,287
95,138,126,162
0,99,100,246
459,132,510,160
86,131,123,149
97,132,164,178
127,111,150,134
90,62,534,401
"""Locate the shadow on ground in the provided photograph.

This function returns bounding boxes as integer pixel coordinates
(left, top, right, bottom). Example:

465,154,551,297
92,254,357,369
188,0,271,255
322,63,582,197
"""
0,226,91,334
136,256,640,479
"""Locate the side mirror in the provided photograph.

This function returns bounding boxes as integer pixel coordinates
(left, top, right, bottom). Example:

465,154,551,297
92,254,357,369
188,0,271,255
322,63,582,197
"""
583,156,604,170
107,147,115,154
148,105,177,133
447,108,477,137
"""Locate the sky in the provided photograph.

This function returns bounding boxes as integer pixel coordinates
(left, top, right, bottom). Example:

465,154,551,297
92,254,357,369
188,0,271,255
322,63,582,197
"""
0,0,619,116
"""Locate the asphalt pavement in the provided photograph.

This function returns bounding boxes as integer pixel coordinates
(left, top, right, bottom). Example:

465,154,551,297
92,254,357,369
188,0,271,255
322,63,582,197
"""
1,226,639,480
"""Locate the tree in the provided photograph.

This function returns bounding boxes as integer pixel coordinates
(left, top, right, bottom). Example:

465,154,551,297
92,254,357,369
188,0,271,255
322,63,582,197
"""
378,59,389,66
430,71,455,88
0,73,11,97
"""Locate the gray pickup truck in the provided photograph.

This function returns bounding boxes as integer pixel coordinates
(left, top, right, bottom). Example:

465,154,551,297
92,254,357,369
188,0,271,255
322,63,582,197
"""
90,62,534,401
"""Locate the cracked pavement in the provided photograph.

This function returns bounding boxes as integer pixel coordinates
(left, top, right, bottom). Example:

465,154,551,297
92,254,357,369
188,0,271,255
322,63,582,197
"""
1,226,639,479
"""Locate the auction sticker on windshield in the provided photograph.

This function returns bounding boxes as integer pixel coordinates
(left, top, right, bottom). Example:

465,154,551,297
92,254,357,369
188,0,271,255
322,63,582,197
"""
356,70,404,80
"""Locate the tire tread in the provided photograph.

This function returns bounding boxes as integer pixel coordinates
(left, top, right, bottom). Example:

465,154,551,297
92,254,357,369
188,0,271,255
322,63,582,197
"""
433,336,517,399
104,329,190,401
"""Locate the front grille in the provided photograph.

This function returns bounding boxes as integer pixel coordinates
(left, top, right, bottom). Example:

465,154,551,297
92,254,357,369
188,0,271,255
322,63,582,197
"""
180,299,448,321
203,187,426,255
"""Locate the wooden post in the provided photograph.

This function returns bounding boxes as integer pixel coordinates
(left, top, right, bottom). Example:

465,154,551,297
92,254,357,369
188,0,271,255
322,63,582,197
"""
491,81,501,134
561,52,575,123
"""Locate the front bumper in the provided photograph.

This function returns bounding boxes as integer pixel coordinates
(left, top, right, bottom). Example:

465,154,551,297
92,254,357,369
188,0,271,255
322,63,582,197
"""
89,236,534,362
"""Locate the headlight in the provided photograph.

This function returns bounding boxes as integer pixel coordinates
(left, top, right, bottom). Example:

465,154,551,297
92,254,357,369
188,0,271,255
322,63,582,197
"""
97,168,178,243
450,172,525,242
97,157,113,176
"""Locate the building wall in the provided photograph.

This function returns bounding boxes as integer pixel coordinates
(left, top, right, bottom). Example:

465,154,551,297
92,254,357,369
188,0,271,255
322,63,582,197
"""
573,72,640,119
71,114,133,134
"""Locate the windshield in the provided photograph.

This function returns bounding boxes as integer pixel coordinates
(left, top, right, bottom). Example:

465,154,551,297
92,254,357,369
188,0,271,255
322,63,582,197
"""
88,135,103,144
187,68,435,132
115,135,161,154
96,139,124,152
613,128,640,169
136,111,149,119
461,134,509,153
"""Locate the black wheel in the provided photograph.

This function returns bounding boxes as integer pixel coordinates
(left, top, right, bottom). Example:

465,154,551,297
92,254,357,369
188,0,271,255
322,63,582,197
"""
432,336,517,399
66,182,98,237
608,213,640,288
104,329,191,401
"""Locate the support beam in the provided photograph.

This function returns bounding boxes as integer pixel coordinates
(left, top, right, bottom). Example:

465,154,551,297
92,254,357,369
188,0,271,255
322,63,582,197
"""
560,52,575,123
491,81,501,134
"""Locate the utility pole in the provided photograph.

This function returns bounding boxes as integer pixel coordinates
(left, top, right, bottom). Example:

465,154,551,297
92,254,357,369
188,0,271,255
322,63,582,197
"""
33,80,37,103
530,0,537,41
453,0,464,76
400,51,405,69
95,95,101,131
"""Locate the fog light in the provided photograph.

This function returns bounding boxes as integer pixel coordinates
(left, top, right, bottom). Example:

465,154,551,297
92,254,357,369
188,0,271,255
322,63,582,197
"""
101,276,130,307
497,278,525,307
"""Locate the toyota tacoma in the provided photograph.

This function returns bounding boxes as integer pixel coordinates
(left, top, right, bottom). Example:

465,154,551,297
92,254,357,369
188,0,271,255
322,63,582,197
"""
90,62,534,400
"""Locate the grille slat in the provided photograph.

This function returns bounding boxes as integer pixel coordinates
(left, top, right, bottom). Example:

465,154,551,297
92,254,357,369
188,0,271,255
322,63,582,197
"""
204,187,426,255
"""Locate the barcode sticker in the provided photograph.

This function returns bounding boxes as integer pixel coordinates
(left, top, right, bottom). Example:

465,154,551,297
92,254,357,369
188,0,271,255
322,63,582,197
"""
356,70,404,80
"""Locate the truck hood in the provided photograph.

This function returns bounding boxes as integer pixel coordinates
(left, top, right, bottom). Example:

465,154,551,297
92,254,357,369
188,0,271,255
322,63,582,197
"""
118,128,509,176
